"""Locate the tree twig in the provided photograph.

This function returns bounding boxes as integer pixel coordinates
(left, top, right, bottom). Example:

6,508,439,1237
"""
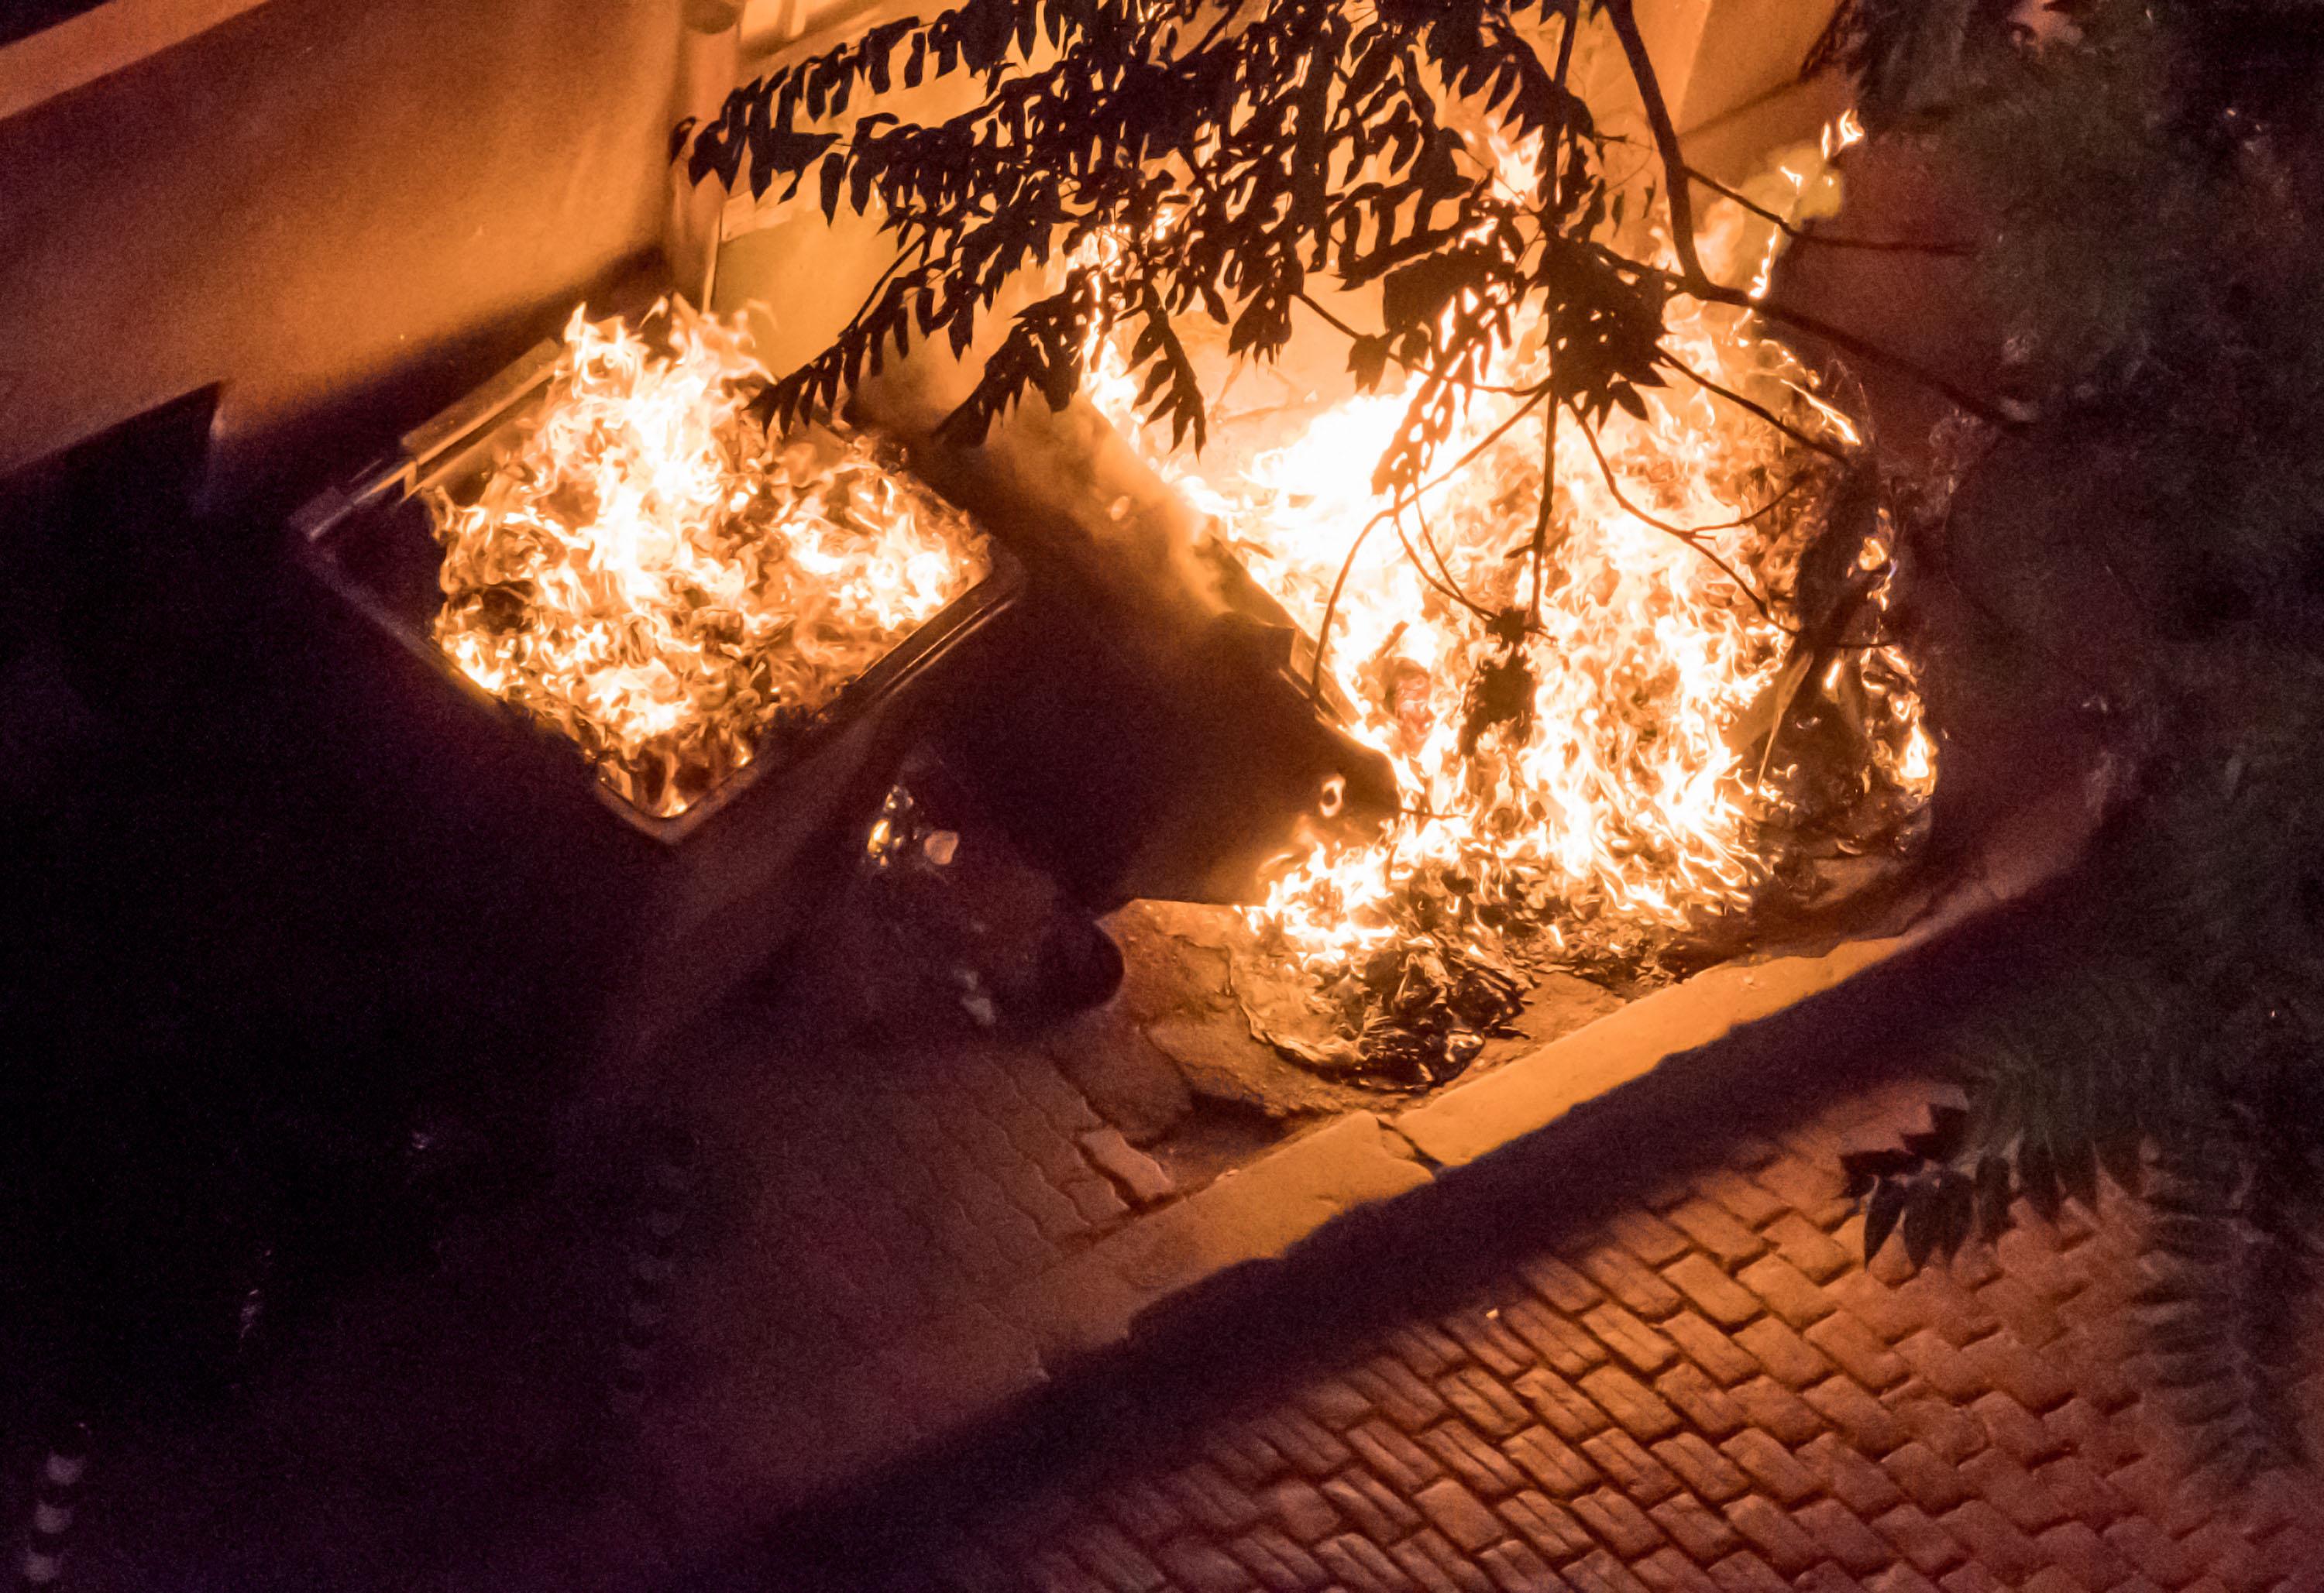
1659,352,1855,463
1569,403,1800,635
1645,265,2021,429
1312,385,1554,699
1602,0,1706,287
1683,163,1972,256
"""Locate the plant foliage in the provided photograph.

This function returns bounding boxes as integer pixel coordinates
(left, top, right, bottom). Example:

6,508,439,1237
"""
672,0,1884,503
1825,0,2324,1484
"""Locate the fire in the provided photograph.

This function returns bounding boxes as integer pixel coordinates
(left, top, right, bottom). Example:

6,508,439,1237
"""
431,303,988,819
1083,121,1933,1045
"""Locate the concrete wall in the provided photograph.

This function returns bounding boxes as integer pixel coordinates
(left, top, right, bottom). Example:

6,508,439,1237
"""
0,0,683,502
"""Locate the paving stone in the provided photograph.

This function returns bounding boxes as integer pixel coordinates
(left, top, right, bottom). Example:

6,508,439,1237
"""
1872,1503,1966,1576
1253,1478,1338,1547
1971,1273,2065,1351
1440,1367,1534,1438
1584,1303,1679,1375
1398,1527,1499,1593
1803,1373,1910,1454
1798,1433,1903,1517
2033,1521,2134,1591
1578,1368,1683,1444
1032,1546,1111,1593
1631,1547,1721,1593
1961,1337,2075,1416
1886,1396,1985,1467
1297,1377,1377,1432
1745,1155,1851,1231
1482,1539,1574,1593
1500,1490,1597,1560
1805,1313,1910,1392
1580,1430,1680,1505
1663,1200,1769,1268
1604,1211,1693,1269
1658,1311,1761,1388
1878,1443,1971,1516
1697,1169,1788,1230
1652,1361,1747,1440
1169,1461,1267,1533
1421,1420,1532,1497
1349,1420,1447,1494
1572,1245,1686,1320
1822,1269,1931,1348
1734,1255,1834,1330
1661,1255,1765,1330
1104,1476,1192,1545
1070,1523,1170,1592
1651,1435,1750,1504
1514,1369,1614,1443
1249,1409,1353,1478
1704,1551,1790,1593
1569,1488,1669,1558
1352,1356,1455,1430
1722,1377,1825,1447
2026,1456,2126,1531
1505,1427,1603,1496
1157,1535,1262,1592
1415,1478,1506,1557
1794,1496,1896,1574
1955,1449,2066,1533
1078,1127,1176,1209
1520,1255,1609,1315
1937,1501,2047,1585
1731,1318,1832,1390
1647,1492,1743,1564
1322,1471,1424,1545
1761,1214,1855,1284
1564,1548,1655,1593
1389,1323,1470,1378
1965,1392,2058,1466
1501,1298,1613,1378
1718,1430,1819,1505
1206,1425,1291,1489
865,1031,2324,1593
1233,1526,1333,1592
1720,1495,1822,1576
1446,1308,1538,1378
1316,1533,1413,1593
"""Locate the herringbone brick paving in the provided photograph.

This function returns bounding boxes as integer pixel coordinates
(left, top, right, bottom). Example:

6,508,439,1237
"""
871,1081,2324,1593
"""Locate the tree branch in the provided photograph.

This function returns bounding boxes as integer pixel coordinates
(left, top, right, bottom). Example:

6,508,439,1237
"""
1659,352,1854,463
1683,163,1972,256
1569,403,1798,635
1601,0,1705,287
1652,266,2022,429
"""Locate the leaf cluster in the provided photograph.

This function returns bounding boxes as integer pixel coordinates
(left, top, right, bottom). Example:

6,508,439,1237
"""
677,0,1703,496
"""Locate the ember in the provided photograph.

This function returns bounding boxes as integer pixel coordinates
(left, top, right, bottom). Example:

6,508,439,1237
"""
431,303,988,819
1086,124,1936,1079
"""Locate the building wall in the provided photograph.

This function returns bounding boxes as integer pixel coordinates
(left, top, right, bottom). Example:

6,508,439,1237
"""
0,0,682,501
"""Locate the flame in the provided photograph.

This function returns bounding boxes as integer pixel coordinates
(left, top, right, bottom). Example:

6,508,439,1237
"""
1084,125,1933,994
431,303,988,818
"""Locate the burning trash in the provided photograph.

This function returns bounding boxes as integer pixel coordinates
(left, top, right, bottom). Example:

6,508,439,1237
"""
429,303,989,819
1082,133,1937,1085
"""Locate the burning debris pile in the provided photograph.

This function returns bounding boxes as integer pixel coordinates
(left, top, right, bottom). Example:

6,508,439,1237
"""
430,304,988,819
1085,130,1937,1086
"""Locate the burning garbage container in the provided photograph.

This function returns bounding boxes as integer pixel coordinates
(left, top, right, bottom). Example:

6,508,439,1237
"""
290,304,1017,1075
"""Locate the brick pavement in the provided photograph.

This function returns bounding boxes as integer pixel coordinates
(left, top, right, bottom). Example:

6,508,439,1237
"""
834,1076,2324,1593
